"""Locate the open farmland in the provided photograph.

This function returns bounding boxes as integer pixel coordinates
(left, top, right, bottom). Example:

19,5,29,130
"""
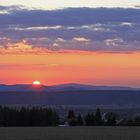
0,127,140,140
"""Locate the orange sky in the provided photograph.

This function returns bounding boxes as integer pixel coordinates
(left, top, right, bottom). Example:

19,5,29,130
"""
0,49,140,87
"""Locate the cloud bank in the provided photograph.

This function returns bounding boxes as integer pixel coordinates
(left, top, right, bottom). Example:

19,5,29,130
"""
0,6,140,54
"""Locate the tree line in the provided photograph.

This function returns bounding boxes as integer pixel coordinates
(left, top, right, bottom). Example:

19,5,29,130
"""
67,108,116,126
0,106,140,126
0,106,59,126
67,108,140,126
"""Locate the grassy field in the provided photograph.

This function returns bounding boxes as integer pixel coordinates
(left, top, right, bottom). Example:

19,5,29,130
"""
0,127,140,140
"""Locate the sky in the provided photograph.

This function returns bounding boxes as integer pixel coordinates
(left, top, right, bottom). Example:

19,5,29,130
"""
0,1,140,87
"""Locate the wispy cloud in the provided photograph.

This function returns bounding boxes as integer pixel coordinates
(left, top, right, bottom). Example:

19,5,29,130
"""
72,37,90,42
0,39,95,55
8,25,63,31
0,40,51,55
104,38,125,47
120,22,134,27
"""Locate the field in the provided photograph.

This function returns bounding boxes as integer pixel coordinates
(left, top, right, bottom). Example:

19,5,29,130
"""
0,127,140,140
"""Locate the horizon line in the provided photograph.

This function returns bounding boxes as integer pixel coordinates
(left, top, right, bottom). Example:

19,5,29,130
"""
0,82,140,89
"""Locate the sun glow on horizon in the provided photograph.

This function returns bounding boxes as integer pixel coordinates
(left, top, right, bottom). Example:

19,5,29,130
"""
0,50,140,88
33,81,41,85
32,81,41,88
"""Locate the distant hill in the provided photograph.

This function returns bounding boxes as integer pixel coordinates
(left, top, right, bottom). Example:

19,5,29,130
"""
0,83,140,105
0,83,139,92
0,84,47,92
48,83,139,91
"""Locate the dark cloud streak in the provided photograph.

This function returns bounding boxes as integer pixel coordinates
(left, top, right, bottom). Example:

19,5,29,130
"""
0,7,140,26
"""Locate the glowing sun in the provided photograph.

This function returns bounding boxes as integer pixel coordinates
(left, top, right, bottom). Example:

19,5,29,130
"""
32,81,41,88
33,81,41,85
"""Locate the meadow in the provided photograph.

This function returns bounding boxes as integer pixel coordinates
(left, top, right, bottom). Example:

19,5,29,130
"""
0,127,140,140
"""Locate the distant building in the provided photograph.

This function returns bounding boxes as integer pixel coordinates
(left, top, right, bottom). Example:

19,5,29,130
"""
58,121,69,127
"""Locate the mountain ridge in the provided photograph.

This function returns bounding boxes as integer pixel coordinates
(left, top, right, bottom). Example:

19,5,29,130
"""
0,83,139,92
0,83,140,105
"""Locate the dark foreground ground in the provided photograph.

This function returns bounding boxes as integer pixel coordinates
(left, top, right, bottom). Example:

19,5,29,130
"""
0,127,140,140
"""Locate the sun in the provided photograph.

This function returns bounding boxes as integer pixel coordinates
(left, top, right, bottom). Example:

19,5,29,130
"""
32,81,41,88
33,81,41,85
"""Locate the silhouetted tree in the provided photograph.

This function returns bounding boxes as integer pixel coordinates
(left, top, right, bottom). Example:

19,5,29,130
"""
67,110,77,126
95,108,102,125
0,106,4,126
68,110,76,119
106,113,116,126
77,114,83,126
0,106,59,126
1,106,140,127
84,113,95,126
134,116,140,126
